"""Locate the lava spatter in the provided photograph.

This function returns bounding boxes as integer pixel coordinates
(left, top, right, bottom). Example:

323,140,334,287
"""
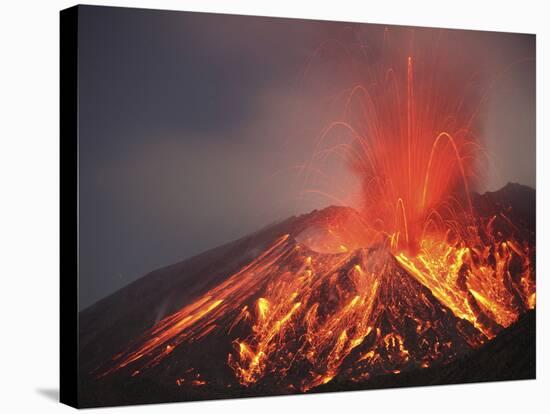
92,51,535,398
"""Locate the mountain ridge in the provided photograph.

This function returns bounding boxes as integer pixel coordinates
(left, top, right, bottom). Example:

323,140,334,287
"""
78,183,535,406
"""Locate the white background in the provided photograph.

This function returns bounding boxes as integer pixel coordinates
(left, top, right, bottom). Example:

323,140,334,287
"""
0,0,547,412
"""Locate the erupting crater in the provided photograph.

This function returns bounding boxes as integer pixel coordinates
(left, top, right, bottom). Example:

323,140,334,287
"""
79,53,535,406
89,186,533,398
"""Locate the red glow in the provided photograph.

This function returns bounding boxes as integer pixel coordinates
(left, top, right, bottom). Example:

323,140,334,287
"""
95,45,535,394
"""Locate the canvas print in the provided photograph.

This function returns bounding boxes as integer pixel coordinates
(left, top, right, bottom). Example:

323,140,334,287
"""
65,5,536,408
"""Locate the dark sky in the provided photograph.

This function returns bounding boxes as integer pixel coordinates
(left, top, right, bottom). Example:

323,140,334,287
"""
78,5,535,310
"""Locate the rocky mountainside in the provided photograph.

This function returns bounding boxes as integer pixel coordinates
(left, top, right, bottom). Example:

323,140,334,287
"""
78,184,535,407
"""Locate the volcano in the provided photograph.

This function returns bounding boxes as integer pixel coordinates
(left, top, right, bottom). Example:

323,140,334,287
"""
78,183,535,407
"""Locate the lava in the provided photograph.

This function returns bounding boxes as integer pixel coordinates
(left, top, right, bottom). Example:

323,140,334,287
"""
306,53,482,255
99,235,489,390
95,47,535,395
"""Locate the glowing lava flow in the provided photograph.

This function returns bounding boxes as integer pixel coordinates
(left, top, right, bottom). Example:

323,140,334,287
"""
97,53,535,393
396,215,535,337
97,211,533,391
99,234,486,391
99,234,293,377
301,53,535,336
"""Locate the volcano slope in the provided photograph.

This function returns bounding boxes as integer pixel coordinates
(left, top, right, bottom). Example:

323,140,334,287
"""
78,183,535,407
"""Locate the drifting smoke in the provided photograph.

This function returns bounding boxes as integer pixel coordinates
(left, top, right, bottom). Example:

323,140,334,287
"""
93,27,535,395
299,28,487,254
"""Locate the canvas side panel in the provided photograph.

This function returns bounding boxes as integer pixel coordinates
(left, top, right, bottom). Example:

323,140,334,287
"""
60,5,79,408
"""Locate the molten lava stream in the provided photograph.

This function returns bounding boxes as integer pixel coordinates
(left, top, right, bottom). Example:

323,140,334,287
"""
300,51,535,338
98,52,535,393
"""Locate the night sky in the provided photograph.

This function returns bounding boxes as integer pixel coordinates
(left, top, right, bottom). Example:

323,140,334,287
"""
78,5,535,310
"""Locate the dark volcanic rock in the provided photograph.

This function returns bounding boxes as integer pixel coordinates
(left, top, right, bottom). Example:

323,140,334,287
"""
78,184,535,407
315,309,535,393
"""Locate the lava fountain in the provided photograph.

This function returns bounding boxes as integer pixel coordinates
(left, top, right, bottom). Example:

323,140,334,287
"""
94,37,535,396
304,50,482,254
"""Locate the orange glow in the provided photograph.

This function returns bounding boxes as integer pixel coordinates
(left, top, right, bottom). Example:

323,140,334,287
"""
97,52,534,393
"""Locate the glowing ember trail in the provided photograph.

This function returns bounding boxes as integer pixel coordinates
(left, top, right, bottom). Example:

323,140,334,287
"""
299,52,535,335
99,234,487,390
96,52,535,393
